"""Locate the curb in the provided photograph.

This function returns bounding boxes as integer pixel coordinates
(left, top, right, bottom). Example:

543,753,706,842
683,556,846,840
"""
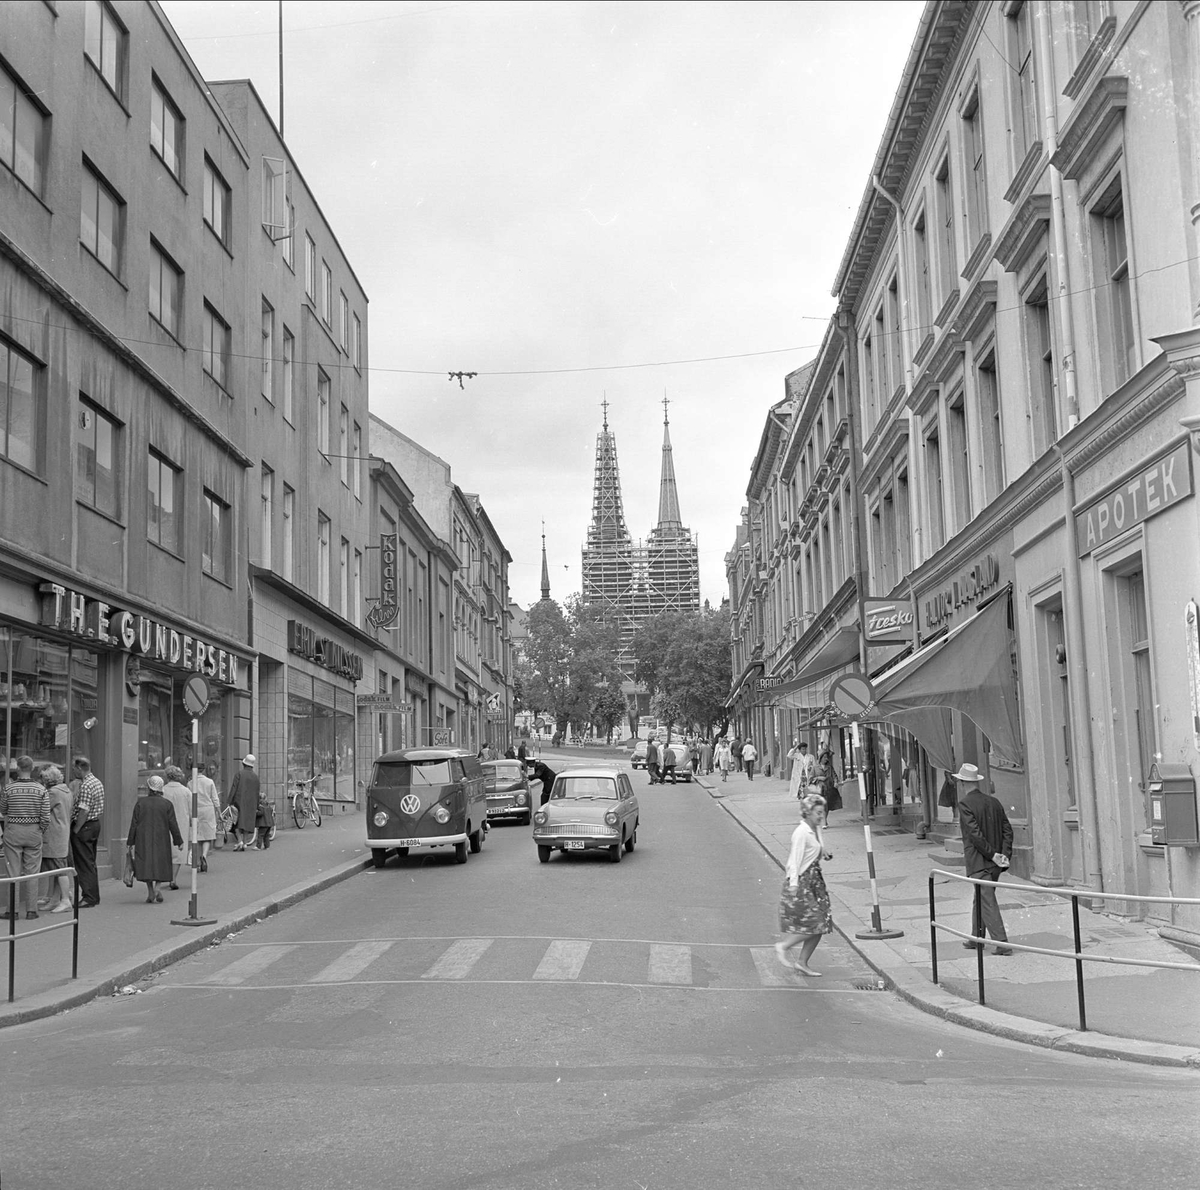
0,853,372,1030
702,780,1200,1069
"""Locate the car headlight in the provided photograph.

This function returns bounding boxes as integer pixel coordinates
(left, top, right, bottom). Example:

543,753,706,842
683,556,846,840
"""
433,806,450,824
604,810,618,826
533,809,547,826
372,810,388,828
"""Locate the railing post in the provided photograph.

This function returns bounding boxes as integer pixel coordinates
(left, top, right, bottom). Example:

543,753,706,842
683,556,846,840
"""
1071,893,1087,1032
7,880,15,1003
974,880,985,1006
71,869,80,980
929,873,939,984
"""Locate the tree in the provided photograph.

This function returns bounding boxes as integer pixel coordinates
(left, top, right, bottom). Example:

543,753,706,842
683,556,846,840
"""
633,607,731,740
522,599,573,737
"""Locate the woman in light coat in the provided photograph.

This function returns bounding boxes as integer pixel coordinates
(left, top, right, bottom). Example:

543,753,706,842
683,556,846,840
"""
38,765,74,912
189,764,222,871
775,792,834,976
713,738,732,781
162,765,193,890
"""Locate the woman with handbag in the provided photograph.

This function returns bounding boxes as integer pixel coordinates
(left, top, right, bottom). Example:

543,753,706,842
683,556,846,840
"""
126,776,183,904
775,792,834,976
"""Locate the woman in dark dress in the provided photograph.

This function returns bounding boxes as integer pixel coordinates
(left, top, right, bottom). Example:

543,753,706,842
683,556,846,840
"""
127,775,183,904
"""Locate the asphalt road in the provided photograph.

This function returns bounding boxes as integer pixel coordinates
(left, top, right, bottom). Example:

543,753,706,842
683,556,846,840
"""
3,772,1197,1190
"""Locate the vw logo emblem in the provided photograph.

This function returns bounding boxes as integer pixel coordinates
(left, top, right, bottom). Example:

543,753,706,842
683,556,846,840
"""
400,794,421,816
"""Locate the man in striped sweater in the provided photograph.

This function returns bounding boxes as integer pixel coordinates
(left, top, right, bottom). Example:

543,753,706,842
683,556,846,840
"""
1,755,50,919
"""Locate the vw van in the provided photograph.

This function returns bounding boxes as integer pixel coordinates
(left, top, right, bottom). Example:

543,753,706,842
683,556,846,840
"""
366,748,488,868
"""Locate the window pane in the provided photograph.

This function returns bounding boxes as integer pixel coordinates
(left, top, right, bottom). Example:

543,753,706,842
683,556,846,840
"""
147,457,161,540
14,90,42,192
94,413,115,515
160,465,176,552
7,351,36,470
96,185,118,272
85,1,102,71
0,73,14,171
76,410,96,503
81,172,98,256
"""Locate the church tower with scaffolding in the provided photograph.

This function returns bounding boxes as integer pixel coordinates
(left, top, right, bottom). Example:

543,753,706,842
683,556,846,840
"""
581,398,700,685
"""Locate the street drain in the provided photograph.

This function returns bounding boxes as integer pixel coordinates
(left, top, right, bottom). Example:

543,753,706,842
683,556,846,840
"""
853,980,888,991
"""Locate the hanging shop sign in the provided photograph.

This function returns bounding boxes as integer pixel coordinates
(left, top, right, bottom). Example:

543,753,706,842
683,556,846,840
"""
38,582,242,686
863,597,915,646
366,533,400,630
287,620,364,681
405,672,427,697
755,675,786,692
356,693,412,714
1075,440,1192,557
923,553,1002,631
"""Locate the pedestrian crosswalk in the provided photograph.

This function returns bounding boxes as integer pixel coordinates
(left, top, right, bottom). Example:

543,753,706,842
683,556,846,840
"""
171,935,875,994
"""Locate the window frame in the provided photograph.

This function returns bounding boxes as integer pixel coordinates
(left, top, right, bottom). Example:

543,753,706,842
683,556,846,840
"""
1007,2,1039,167
317,369,331,454
934,153,958,306
1,62,48,197
146,447,181,555
201,488,232,584
946,389,972,530
149,74,184,182
282,326,295,424
202,300,231,392
304,234,316,300
282,483,295,582
148,238,183,340
321,260,333,327
80,160,125,279
317,511,331,606
960,84,989,249
1090,174,1138,390
352,314,362,371
261,298,275,402
260,463,274,570
75,395,122,520
0,336,44,476
975,345,1006,503
202,156,231,248
84,0,127,103
339,404,349,486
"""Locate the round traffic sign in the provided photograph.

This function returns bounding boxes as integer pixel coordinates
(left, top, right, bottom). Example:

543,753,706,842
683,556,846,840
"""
830,672,874,718
182,674,211,718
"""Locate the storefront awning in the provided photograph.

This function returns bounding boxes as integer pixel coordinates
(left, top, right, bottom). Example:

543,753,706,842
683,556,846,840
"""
870,589,1022,765
763,627,861,699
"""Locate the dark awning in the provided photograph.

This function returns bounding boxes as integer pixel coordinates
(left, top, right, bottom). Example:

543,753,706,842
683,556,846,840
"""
763,627,861,699
871,589,1022,765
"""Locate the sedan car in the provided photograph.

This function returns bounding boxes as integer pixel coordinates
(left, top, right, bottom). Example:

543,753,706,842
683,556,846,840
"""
631,740,694,782
482,759,533,825
532,766,640,864
630,739,649,768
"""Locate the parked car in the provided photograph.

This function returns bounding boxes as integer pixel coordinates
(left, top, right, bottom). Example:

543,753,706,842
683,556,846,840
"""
366,748,487,867
483,759,533,825
532,765,639,864
631,739,693,782
630,739,649,768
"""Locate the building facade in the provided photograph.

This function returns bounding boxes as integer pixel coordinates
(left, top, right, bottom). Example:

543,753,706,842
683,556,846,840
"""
727,1,1200,939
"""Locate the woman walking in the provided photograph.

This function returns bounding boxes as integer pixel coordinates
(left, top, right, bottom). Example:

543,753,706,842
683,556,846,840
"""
190,764,222,871
38,765,74,912
775,792,833,976
714,738,732,782
741,737,758,781
162,766,192,889
126,776,182,904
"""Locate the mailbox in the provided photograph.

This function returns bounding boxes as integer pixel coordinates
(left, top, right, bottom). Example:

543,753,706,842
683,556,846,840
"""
1147,762,1199,846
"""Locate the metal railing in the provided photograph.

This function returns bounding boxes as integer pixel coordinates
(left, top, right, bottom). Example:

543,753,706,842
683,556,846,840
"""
3,868,80,1002
928,868,1200,1032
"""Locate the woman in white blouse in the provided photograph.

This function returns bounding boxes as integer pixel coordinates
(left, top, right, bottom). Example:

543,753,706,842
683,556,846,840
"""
775,792,834,976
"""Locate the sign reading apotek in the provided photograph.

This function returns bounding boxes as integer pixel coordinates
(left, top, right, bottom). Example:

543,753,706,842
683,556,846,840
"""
1075,440,1192,556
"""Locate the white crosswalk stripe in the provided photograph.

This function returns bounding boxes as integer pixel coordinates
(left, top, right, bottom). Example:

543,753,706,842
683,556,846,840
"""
648,943,692,985
533,940,591,981
204,945,297,985
421,938,493,980
749,946,793,987
309,939,394,983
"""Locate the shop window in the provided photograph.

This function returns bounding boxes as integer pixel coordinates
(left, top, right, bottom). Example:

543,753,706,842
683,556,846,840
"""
0,337,43,474
287,670,355,801
1,62,47,196
84,0,127,102
137,668,226,789
148,448,180,554
202,489,230,582
76,396,121,519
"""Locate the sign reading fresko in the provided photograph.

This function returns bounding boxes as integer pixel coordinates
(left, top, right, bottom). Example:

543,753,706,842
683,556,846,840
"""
366,533,399,629
923,554,1002,630
1075,440,1192,557
287,620,364,681
863,597,915,645
39,582,242,685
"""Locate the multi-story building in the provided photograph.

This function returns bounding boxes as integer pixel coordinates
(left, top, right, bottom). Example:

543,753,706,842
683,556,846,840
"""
728,2,1200,939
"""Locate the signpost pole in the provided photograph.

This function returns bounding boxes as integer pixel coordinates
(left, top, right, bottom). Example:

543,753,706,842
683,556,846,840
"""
173,677,216,928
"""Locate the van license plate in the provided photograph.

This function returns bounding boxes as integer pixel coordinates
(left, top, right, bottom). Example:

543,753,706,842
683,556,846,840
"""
397,838,421,847
564,840,585,850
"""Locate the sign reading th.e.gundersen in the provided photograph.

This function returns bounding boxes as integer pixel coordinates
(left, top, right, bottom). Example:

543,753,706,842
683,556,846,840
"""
1075,441,1193,557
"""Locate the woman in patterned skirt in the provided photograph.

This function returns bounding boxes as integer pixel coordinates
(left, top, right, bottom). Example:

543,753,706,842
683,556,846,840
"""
775,792,833,976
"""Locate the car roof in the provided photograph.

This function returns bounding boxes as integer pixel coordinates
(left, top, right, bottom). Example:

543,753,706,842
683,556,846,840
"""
375,748,472,763
553,765,625,779
482,758,521,767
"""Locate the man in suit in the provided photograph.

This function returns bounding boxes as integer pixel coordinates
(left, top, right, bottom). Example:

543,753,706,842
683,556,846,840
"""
955,763,1013,955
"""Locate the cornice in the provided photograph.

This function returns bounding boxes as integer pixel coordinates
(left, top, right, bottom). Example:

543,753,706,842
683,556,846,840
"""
952,277,999,344
960,231,993,286
1050,76,1128,181
993,193,1052,272
1062,16,1117,100
1002,141,1047,205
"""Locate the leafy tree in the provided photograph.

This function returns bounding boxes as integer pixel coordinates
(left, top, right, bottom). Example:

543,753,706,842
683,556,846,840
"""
634,608,731,740
522,599,573,737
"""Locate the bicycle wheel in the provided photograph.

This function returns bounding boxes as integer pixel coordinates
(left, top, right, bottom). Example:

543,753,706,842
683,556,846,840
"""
292,790,307,829
311,795,322,827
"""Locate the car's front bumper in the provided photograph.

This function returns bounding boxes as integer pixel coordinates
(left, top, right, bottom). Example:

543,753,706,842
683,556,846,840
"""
533,829,619,851
368,832,467,850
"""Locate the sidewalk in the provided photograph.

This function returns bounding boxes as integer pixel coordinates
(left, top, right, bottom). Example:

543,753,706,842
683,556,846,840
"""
1,810,370,1028
701,766,1200,1068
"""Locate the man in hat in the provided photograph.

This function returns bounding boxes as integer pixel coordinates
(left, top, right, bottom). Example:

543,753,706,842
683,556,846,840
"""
955,763,1013,955
224,755,260,852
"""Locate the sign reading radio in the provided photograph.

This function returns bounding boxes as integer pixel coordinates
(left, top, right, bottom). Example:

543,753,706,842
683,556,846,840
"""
755,676,786,692
924,554,1002,630
287,620,364,681
1075,440,1192,557
366,533,399,630
39,583,241,685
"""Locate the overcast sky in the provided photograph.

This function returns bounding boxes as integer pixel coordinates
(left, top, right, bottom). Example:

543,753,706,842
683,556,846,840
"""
162,0,924,610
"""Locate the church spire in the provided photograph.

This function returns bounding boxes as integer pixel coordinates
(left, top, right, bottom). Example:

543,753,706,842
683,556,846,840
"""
656,395,683,532
540,525,551,602
586,400,631,548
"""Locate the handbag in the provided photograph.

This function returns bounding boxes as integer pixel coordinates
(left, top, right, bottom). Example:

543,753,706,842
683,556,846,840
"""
122,846,136,887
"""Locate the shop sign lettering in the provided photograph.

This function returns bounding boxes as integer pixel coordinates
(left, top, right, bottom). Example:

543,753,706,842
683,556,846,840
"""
38,583,241,686
288,620,364,681
755,676,785,692
1075,441,1192,557
863,598,915,645
923,554,1002,630
367,533,400,630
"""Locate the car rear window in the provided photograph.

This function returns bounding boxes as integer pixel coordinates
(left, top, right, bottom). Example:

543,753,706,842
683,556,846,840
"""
486,762,523,780
372,759,454,787
553,776,618,800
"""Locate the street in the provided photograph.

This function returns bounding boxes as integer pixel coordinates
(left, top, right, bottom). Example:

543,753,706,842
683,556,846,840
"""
4,772,1197,1190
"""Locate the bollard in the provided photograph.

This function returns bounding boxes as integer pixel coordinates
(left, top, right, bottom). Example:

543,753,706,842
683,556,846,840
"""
854,823,905,940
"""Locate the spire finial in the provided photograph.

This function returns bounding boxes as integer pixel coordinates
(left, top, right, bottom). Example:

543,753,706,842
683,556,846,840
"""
601,395,609,431
540,523,551,602
662,392,669,425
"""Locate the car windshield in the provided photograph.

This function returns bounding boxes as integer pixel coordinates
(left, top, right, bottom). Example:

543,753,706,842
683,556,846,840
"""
485,762,522,780
372,759,453,787
553,776,618,801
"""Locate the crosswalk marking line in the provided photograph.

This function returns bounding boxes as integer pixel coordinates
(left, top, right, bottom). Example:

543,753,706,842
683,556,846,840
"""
533,940,592,981
421,938,493,980
749,947,793,987
204,945,297,986
309,940,394,984
648,943,692,985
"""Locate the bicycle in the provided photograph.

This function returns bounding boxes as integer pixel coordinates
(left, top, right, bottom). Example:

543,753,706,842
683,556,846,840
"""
291,775,323,829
